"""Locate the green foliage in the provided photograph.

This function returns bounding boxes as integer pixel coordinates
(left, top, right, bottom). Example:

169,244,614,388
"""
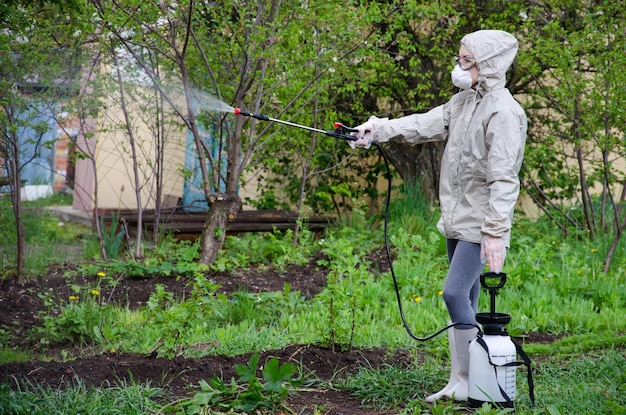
523,349,626,413
388,180,438,236
338,360,438,410
0,345,31,364
33,282,112,347
0,198,91,275
211,228,317,273
0,380,164,415
135,281,309,358
518,2,626,268
99,214,125,260
139,276,223,358
501,214,626,336
313,215,382,350
523,332,626,357
78,237,209,278
21,193,73,208
18,192,624,360
183,353,299,414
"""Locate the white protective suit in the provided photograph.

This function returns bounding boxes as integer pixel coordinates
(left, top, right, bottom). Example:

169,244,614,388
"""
362,30,527,248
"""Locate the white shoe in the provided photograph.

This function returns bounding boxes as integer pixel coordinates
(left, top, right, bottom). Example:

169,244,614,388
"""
426,327,477,402
425,326,458,402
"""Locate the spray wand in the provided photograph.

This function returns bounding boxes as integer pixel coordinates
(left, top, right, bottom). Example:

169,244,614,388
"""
233,107,358,141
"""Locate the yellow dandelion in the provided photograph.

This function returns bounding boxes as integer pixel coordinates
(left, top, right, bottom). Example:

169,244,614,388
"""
90,289,100,296
97,271,106,277
69,295,79,301
438,290,443,296
591,248,598,253
414,296,422,303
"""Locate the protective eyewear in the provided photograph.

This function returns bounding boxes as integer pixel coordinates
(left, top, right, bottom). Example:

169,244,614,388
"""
454,55,477,70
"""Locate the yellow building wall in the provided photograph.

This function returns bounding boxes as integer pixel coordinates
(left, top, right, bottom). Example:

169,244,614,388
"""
93,109,186,211
72,82,259,212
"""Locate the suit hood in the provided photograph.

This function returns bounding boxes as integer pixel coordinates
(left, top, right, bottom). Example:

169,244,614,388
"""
461,30,518,92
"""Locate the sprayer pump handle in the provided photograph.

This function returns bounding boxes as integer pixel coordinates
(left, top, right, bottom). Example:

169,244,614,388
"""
480,272,507,290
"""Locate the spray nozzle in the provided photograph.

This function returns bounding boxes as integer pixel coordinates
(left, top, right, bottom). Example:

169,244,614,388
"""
233,107,269,121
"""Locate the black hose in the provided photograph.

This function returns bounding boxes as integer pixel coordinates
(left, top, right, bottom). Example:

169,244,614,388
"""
372,142,480,340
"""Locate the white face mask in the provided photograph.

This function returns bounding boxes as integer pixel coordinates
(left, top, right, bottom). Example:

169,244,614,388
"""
451,65,473,90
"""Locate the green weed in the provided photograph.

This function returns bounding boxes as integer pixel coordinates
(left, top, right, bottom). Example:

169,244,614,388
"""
182,352,300,414
0,379,164,415
0,345,32,364
516,348,626,413
33,291,113,347
141,277,221,358
0,196,91,275
387,180,437,236
211,228,317,273
76,237,209,278
337,360,437,409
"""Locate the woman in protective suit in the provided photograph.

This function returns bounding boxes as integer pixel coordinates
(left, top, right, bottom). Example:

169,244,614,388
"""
352,30,527,402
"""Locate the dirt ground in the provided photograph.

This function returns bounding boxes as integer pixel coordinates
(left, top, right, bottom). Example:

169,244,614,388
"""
0,251,424,414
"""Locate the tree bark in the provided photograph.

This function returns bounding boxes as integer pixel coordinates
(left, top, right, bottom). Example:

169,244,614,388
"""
382,140,444,204
8,132,25,283
111,41,144,258
199,193,242,265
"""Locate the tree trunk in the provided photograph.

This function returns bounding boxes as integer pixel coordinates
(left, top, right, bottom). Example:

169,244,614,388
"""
383,140,444,204
199,193,242,265
111,41,144,259
4,112,25,283
10,150,25,283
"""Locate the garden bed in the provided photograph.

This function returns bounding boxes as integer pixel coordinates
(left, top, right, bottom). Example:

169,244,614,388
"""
0,257,409,415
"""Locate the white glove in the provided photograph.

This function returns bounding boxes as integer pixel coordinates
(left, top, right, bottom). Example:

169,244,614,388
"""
480,236,506,274
349,121,375,149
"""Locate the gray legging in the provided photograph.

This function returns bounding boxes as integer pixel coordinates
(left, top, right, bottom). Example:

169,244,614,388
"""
442,239,483,329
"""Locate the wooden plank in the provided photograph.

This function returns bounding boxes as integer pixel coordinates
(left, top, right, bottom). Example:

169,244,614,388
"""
148,221,329,233
119,209,334,226
107,209,335,237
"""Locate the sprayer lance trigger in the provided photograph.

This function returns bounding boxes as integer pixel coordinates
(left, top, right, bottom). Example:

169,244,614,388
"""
334,123,358,133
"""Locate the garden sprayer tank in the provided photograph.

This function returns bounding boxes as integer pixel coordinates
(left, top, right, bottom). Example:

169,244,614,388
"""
468,272,534,409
